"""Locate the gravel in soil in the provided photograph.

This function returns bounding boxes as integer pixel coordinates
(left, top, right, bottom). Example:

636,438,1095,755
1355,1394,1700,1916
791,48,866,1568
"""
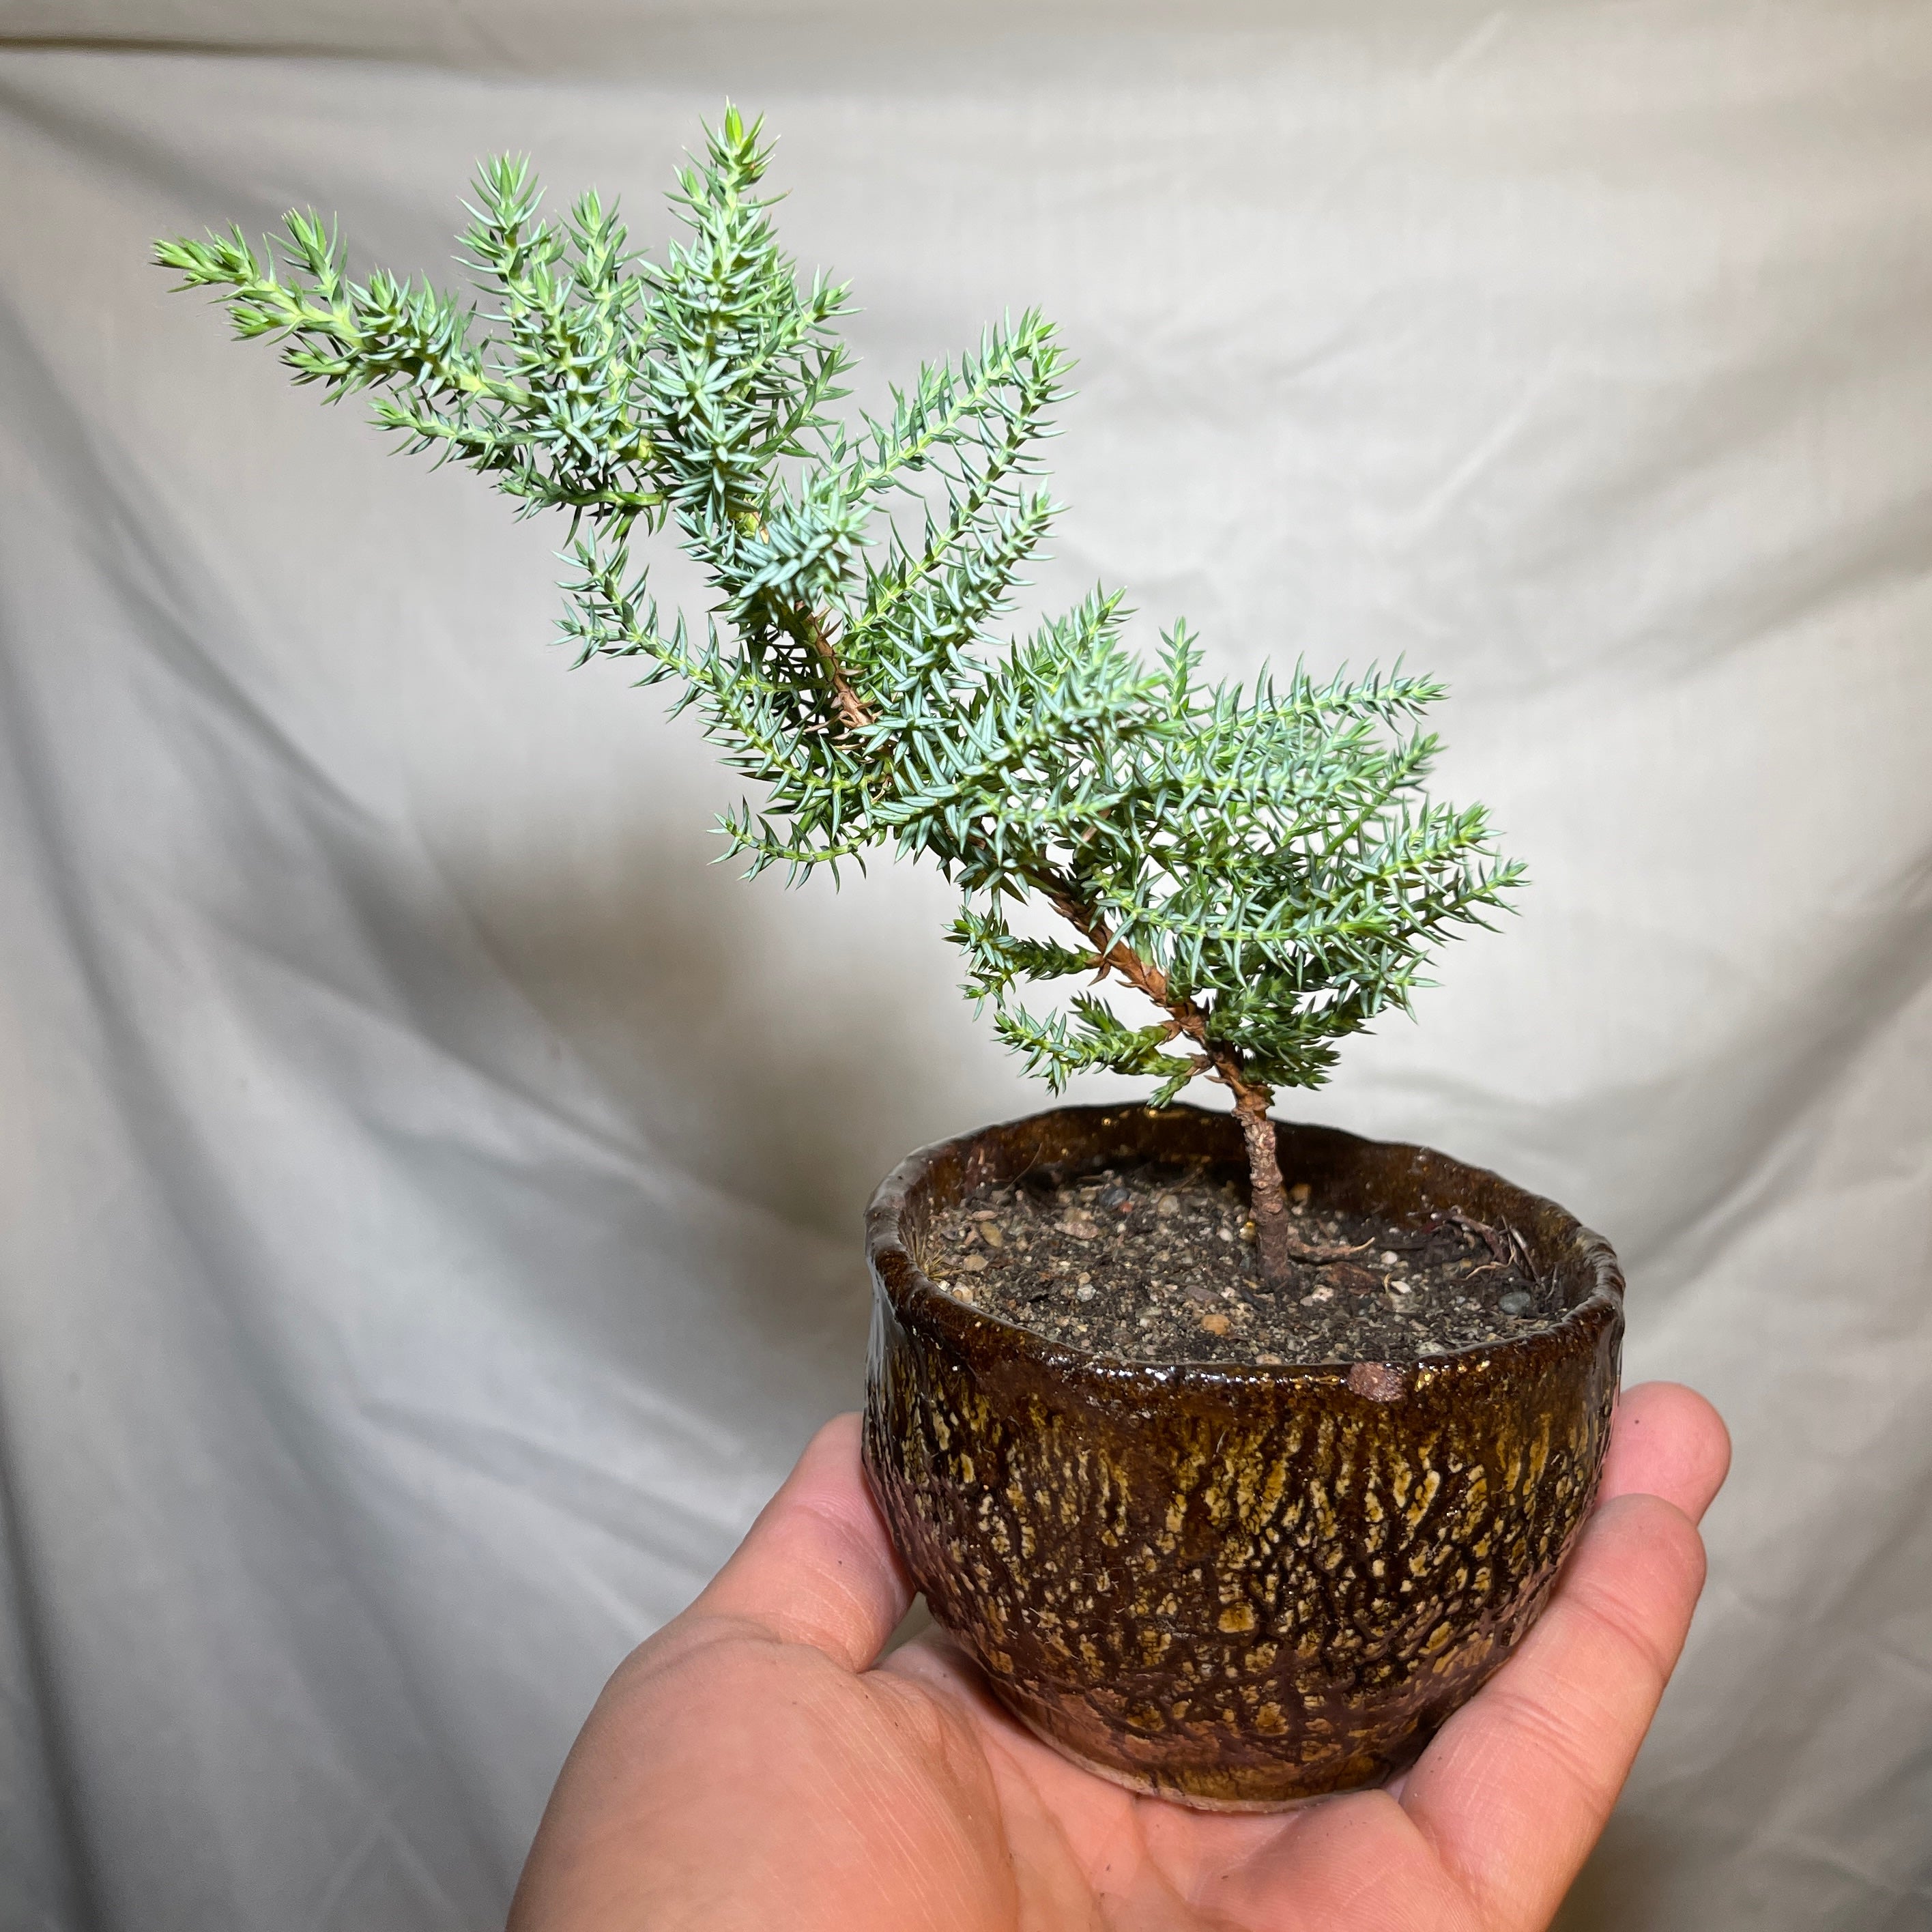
923,1159,1564,1366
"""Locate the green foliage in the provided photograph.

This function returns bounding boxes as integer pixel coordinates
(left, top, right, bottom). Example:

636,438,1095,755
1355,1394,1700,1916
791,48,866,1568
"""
157,104,1523,1109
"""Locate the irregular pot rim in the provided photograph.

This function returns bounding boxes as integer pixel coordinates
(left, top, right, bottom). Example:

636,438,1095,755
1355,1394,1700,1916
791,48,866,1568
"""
865,1101,1624,1394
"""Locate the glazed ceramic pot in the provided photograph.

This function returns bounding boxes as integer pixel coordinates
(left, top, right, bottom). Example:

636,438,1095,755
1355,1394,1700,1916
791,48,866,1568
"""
861,1103,1624,1811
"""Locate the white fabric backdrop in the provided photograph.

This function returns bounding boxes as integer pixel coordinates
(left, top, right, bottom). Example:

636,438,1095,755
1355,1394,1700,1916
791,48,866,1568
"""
1,5,1929,1926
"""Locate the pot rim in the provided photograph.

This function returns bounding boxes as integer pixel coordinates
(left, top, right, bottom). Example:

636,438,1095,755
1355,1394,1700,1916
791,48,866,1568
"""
866,1101,1624,1389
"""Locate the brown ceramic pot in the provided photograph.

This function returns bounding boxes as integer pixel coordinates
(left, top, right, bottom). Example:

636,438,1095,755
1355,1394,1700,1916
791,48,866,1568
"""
861,1102,1624,1811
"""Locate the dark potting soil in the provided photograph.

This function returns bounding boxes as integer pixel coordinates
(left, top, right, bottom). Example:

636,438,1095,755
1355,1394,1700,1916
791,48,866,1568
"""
923,1159,1564,1366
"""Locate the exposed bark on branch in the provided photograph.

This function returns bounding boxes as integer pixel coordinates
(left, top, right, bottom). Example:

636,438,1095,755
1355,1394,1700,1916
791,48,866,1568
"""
1230,1078,1295,1286
1037,875,1310,1288
801,608,872,732
798,613,1306,1288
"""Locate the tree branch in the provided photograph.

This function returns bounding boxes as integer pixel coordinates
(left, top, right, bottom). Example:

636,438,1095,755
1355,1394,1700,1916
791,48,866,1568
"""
798,607,872,732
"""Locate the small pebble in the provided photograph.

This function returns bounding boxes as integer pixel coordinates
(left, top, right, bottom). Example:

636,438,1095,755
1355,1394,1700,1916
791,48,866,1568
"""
1217,1226,1234,1243
1380,1251,1399,1267
1300,1286,1335,1306
1156,1196,1181,1217
1200,1312,1232,1335
1075,1284,1096,1301
1184,1284,1220,1308
1499,1289,1535,1316
960,1253,987,1273
979,1222,1005,1248
1349,1362,1405,1402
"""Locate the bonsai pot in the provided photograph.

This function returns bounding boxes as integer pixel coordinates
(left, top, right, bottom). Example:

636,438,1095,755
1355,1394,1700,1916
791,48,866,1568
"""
862,1102,1624,1811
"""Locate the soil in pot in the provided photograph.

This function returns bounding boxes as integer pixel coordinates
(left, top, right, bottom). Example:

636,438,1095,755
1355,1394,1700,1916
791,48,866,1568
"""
923,1157,1558,1365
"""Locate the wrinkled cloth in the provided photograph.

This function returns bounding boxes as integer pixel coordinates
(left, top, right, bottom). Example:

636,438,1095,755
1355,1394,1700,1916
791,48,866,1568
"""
0,6,1928,1927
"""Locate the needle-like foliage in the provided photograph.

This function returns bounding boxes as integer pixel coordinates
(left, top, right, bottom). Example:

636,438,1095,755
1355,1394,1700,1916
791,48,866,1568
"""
156,105,1524,1282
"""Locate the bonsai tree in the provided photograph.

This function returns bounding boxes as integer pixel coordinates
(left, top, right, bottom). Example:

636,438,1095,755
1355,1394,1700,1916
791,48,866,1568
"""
156,106,1521,1292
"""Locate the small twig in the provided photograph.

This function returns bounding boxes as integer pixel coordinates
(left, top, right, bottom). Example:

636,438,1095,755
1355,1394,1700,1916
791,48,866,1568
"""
1447,1207,1512,1265
1505,1223,1548,1293
1301,1239,1378,1265
801,607,872,731
1378,1220,1458,1255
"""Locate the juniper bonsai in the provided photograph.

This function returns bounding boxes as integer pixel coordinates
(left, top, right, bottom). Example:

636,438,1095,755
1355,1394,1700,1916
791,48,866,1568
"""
156,106,1523,1290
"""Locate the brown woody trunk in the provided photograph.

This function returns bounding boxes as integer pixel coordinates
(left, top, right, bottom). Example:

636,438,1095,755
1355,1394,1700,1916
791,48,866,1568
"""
1231,1080,1293,1288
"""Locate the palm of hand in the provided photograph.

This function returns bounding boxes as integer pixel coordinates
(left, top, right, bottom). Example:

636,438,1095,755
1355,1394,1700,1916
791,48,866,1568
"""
509,1383,1727,1932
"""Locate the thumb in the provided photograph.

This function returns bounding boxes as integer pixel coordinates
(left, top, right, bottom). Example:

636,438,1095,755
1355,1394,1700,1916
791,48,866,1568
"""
690,1411,915,1673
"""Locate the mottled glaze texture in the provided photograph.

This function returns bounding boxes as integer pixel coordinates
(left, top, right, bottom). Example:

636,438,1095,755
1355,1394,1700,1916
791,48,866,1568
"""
862,1104,1624,1810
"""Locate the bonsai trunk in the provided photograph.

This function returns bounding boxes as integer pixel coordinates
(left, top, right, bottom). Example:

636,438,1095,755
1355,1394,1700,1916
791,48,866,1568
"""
1228,1075,1295,1288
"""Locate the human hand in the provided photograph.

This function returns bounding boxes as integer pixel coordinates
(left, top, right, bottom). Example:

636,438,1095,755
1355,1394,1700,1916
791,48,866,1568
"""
507,1381,1728,1932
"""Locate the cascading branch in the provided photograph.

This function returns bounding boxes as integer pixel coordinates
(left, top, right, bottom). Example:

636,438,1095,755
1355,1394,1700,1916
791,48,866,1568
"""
156,105,1523,1287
